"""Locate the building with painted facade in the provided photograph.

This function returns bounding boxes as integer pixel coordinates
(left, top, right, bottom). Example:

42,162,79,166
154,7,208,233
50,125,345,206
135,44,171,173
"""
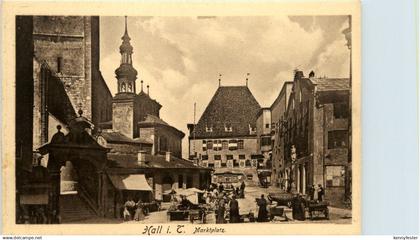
188,84,261,185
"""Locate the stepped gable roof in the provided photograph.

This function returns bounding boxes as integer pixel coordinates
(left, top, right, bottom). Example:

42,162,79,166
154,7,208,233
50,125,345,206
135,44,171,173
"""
193,86,261,138
309,77,350,92
107,153,211,170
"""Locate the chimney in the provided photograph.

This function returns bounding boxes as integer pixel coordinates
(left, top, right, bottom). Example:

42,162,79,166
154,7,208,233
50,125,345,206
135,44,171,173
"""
294,70,304,80
137,150,147,166
165,152,171,162
309,70,315,79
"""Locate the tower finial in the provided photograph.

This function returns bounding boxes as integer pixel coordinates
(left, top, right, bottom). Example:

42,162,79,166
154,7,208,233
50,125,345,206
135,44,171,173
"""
147,85,150,95
246,73,250,87
124,16,128,34
218,74,222,87
141,80,144,92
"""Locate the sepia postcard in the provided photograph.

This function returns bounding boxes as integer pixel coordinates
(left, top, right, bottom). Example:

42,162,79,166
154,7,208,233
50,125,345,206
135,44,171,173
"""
2,1,361,235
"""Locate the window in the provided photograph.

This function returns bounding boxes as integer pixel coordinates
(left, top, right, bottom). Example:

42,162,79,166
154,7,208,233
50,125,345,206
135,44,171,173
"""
222,140,228,150
237,140,244,149
225,124,233,132
261,136,271,146
328,130,348,149
208,163,215,168
226,155,233,160
233,159,239,167
239,154,246,159
246,174,253,180
245,160,251,167
325,166,345,187
228,140,238,151
206,140,213,150
221,162,227,167
265,123,270,129
202,140,207,151
214,155,221,160
205,125,213,132
202,155,208,160
239,160,245,168
333,102,349,119
213,140,222,151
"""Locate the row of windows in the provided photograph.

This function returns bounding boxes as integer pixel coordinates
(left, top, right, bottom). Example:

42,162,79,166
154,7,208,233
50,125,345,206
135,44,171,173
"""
201,154,247,161
205,125,257,133
202,159,258,168
202,139,244,151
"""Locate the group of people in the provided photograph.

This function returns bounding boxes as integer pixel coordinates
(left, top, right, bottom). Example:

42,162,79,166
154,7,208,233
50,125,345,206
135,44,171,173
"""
123,199,146,221
214,192,241,223
308,184,325,202
290,184,326,221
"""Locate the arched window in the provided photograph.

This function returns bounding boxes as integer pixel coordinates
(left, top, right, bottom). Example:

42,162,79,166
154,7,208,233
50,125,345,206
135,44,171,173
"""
121,83,126,92
128,83,132,92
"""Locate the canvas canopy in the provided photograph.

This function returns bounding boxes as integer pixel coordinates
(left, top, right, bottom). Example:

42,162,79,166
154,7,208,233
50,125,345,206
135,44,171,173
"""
109,174,153,191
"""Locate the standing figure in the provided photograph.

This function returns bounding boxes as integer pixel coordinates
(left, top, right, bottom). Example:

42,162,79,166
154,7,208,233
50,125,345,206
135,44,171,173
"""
291,194,306,221
216,197,226,224
229,195,240,223
240,181,246,198
317,184,325,202
308,185,315,201
257,194,268,222
123,207,131,221
134,200,145,221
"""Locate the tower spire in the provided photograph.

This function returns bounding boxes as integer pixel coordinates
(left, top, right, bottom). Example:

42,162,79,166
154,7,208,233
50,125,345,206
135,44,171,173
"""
246,73,250,87
124,16,128,35
115,16,137,94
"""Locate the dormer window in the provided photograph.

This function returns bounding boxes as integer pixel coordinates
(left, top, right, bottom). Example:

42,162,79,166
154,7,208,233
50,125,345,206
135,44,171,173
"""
205,125,213,132
224,123,233,132
249,124,256,134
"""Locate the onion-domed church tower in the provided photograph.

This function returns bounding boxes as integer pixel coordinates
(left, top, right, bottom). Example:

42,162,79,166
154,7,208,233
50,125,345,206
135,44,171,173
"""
112,17,139,138
115,16,138,94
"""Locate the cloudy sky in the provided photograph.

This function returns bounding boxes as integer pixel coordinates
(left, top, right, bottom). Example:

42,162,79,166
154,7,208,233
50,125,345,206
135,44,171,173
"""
99,16,350,158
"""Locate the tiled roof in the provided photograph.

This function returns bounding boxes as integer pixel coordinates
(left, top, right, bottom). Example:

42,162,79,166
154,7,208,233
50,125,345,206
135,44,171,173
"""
101,131,152,145
138,114,185,138
107,153,211,170
192,86,261,138
140,114,169,126
310,78,350,92
137,91,162,108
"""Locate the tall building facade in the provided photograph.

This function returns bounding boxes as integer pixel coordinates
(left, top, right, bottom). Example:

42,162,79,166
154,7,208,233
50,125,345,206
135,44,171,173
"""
188,85,261,184
270,81,293,187
280,70,350,206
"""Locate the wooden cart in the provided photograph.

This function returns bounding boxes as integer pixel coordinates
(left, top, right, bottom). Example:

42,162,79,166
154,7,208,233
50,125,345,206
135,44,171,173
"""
306,201,329,220
269,206,285,221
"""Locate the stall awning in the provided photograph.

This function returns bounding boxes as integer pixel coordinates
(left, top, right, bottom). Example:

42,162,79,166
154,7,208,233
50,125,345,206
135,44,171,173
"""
20,194,49,205
109,174,153,191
